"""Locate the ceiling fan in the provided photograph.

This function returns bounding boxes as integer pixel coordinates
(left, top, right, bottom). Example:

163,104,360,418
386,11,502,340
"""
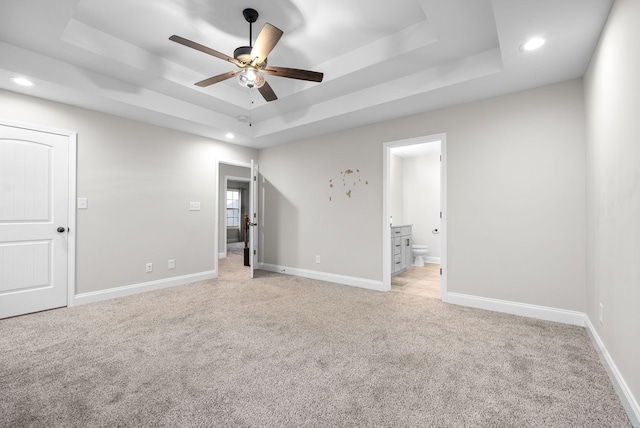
169,8,323,102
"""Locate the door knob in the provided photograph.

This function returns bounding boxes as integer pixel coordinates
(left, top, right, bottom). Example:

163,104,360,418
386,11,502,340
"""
57,227,66,233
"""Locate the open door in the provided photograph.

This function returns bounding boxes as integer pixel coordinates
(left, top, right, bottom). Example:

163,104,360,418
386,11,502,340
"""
249,160,259,278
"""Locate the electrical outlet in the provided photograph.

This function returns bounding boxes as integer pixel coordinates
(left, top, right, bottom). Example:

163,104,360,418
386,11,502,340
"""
315,255,320,264
599,303,604,324
145,263,153,273
189,202,201,211
77,198,88,209
168,259,175,269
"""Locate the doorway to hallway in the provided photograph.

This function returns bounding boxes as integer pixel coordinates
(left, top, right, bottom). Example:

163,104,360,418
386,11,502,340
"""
217,160,259,279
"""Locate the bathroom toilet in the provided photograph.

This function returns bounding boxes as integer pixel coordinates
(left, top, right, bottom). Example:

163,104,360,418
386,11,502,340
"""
412,245,429,267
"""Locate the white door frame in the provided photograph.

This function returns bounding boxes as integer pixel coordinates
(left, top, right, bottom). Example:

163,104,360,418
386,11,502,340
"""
1,119,77,308
249,160,258,279
382,133,448,301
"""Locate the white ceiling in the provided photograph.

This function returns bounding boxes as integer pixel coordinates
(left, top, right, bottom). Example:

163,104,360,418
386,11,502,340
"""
0,0,612,149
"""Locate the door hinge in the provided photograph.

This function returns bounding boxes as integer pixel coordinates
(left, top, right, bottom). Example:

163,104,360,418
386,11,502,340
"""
253,213,256,218
440,268,442,275
440,212,442,218
440,155,442,162
253,250,256,255
254,175,257,181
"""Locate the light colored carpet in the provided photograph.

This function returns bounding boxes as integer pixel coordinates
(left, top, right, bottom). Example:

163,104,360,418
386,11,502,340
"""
0,256,631,427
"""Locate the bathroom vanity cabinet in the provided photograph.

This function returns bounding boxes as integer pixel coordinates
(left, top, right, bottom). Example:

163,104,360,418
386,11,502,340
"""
391,225,412,275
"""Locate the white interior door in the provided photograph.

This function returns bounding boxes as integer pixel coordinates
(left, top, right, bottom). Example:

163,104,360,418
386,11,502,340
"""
0,123,69,319
249,160,258,278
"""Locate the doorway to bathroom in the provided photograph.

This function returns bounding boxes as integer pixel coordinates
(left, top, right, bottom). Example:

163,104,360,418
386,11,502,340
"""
382,134,448,301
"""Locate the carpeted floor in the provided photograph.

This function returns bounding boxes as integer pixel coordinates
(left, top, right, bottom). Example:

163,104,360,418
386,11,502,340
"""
0,256,632,427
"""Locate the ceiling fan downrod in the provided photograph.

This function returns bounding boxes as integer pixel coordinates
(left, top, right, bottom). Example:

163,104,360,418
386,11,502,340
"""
243,8,259,48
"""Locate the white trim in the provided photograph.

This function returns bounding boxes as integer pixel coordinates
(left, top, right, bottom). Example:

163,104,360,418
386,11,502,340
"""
584,317,640,426
218,252,226,259
213,157,219,280
259,263,385,292
382,144,392,290
425,256,440,264
72,270,217,306
67,132,78,307
446,292,639,425
382,133,447,300
447,292,585,326
439,135,448,302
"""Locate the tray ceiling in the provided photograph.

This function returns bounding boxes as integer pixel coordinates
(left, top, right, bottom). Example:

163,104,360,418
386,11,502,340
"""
0,0,612,148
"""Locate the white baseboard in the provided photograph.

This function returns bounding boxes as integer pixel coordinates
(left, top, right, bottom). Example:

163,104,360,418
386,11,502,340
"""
447,292,639,425
218,252,226,259
446,292,585,326
72,270,218,306
584,316,640,426
425,256,440,264
259,263,385,292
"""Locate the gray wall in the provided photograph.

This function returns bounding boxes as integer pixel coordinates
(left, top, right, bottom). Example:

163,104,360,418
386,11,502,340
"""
260,128,382,279
259,79,586,311
584,0,640,410
403,152,441,258
0,89,257,294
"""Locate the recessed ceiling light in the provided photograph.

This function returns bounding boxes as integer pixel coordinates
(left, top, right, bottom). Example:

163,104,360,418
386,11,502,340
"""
11,77,35,87
237,116,248,123
225,132,235,139
522,37,545,51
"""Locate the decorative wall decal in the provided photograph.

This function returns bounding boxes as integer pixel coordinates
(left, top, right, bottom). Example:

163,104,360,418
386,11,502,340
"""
329,168,368,203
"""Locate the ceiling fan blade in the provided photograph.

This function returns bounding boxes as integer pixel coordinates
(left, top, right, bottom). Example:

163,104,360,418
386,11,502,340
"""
263,66,323,82
258,81,278,102
195,71,238,87
250,23,283,64
169,35,241,66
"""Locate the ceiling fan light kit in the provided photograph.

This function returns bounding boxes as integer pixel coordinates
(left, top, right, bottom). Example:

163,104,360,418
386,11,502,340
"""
169,8,323,103
237,67,265,89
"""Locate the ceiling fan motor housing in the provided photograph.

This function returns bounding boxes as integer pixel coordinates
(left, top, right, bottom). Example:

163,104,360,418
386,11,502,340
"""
234,46,252,63
234,46,267,68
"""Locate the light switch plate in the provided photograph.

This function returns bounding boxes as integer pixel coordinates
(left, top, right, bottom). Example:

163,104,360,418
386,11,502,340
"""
77,198,88,209
189,202,201,211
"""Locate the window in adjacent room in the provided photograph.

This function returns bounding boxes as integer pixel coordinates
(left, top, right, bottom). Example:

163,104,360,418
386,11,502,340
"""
226,190,241,228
